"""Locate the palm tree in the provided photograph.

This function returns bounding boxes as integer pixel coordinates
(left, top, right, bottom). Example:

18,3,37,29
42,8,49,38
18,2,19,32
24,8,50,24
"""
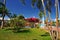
55,0,59,29
31,0,48,25
41,0,49,27
39,11,45,28
39,11,44,20
0,0,11,28
0,6,11,29
46,0,53,39
0,0,6,29
46,0,52,26
55,0,59,40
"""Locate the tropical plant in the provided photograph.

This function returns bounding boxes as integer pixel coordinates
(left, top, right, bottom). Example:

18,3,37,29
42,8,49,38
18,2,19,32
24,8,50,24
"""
39,11,44,26
39,11,44,20
45,1,53,39
55,0,59,40
52,21,56,26
46,0,52,26
11,14,17,18
17,15,25,19
10,14,26,32
0,0,11,29
55,0,59,28
41,0,49,29
4,21,10,27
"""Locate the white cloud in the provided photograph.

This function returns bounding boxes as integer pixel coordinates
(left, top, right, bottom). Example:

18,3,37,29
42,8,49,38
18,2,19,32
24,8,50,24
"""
0,17,2,20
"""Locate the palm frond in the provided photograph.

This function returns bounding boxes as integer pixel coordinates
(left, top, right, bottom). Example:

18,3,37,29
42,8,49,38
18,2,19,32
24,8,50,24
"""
20,0,26,5
31,0,37,7
11,14,17,18
36,0,42,10
0,2,5,7
46,0,52,13
39,11,44,19
0,6,11,18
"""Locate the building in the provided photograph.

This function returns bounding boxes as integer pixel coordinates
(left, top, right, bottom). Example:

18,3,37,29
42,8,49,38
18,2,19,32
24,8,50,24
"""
24,17,40,28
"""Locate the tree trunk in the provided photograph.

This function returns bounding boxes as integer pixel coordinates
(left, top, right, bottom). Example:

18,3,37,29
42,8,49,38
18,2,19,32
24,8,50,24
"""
48,11,54,40
48,11,52,29
41,0,47,25
1,0,6,29
41,1,52,39
4,0,6,4
1,15,4,29
1,8,4,29
55,0,59,40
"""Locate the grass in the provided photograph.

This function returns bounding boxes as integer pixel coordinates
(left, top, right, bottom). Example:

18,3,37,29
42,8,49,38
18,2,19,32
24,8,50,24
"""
0,28,51,40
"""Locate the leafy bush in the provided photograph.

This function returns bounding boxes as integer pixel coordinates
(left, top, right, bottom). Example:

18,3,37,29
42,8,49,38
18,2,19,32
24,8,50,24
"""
4,21,10,27
9,15,27,32
16,19,26,28
52,21,56,26
10,18,26,32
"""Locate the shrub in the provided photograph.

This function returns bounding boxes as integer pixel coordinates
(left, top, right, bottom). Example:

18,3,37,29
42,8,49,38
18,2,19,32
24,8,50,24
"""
10,18,26,32
4,21,10,27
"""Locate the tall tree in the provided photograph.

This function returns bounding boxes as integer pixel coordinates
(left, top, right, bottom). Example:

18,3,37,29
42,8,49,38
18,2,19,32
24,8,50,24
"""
0,0,11,28
46,0,52,28
46,0,54,40
55,0,59,40
41,0,49,28
0,0,6,28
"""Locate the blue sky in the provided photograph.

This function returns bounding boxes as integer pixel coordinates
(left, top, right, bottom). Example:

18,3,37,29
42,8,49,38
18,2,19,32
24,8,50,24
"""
6,0,40,18
1,0,60,20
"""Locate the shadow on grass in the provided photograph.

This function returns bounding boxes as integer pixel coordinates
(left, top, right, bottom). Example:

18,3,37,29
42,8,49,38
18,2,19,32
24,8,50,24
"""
5,28,14,31
40,32,50,36
5,28,31,33
13,29,31,33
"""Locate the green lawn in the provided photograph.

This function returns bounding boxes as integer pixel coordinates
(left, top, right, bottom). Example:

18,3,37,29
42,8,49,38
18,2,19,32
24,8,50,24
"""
0,28,51,40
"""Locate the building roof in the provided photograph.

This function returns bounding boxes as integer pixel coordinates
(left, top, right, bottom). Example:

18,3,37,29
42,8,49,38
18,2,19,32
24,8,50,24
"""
25,18,39,22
